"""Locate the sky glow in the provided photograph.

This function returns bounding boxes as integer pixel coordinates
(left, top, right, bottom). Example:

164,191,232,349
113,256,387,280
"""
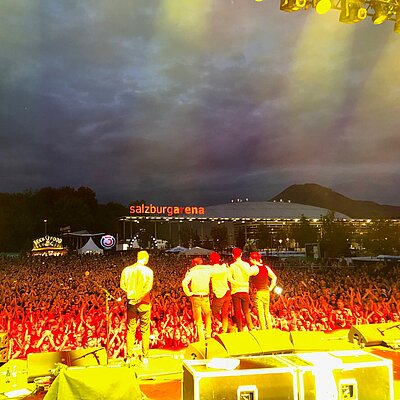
1,0,399,206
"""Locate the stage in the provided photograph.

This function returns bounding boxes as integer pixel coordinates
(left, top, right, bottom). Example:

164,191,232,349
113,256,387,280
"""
0,349,183,400
2,331,400,400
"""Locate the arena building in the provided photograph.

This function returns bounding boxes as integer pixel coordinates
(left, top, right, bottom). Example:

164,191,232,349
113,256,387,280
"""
118,200,354,250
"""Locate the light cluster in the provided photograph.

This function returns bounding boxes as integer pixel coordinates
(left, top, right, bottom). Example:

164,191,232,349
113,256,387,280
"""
256,0,400,33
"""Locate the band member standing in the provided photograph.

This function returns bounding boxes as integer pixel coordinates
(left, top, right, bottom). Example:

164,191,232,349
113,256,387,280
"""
209,252,233,334
228,248,259,332
120,250,153,363
249,252,277,330
182,257,212,341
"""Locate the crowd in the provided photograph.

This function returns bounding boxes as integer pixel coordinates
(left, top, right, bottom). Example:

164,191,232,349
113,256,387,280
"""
0,252,400,360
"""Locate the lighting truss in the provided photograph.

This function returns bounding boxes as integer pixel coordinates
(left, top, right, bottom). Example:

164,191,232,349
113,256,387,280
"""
309,0,399,22
259,0,400,32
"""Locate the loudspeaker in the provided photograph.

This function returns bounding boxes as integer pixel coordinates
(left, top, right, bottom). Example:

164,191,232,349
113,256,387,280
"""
214,332,263,357
214,330,294,357
251,329,293,354
45,365,142,400
349,322,400,348
291,329,357,352
292,330,333,352
27,347,107,382
27,351,67,382
0,332,8,348
184,338,228,360
68,347,108,367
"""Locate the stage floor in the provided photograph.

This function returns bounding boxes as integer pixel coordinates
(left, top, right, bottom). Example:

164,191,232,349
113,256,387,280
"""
0,349,183,400
1,346,400,400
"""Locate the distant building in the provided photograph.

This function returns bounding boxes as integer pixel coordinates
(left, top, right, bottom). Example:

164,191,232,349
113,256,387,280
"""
118,201,354,249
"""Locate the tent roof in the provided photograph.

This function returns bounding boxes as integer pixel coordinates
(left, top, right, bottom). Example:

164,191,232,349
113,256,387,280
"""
182,246,213,256
78,237,103,254
166,246,188,253
131,239,140,249
63,230,105,237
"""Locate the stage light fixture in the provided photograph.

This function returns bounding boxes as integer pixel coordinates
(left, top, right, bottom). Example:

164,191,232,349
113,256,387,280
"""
372,1,389,24
339,0,367,23
280,0,307,12
315,0,332,14
274,286,283,295
394,9,400,33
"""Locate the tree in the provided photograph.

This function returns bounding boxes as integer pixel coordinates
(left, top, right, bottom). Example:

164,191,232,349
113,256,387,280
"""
211,225,228,252
320,211,350,258
97,202,128,236
255,224,272,249
180,227,192,248
291,215,318,248
236,227,246,249
362,220,400,255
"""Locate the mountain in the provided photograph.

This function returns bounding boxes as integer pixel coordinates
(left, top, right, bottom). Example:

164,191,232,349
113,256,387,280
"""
269,183,400,219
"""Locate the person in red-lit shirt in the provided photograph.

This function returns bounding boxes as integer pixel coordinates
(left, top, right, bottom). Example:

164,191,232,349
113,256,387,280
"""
182,257,212,341
250,252,277,330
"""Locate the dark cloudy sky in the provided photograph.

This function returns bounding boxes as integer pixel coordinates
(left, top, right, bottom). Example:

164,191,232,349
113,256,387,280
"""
1,0,400,206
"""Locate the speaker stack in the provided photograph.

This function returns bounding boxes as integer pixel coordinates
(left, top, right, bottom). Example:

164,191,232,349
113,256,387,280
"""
184,329,294,359
348,322,400,349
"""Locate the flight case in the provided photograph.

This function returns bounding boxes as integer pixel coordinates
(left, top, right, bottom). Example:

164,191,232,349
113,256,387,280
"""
182,350,394,400
277,350,394,400
182,356,297,400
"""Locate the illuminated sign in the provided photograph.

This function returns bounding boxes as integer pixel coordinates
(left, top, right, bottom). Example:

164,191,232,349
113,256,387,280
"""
32,235,63,250
100,235,116,249
129,203,205,217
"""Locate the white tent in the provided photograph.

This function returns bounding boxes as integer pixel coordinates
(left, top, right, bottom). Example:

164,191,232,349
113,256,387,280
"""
182,246,213,256
78,237,104,255
166,245,188,253
131,239,140,249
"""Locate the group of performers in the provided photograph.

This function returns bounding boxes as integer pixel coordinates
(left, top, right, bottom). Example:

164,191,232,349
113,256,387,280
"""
120,248,277,363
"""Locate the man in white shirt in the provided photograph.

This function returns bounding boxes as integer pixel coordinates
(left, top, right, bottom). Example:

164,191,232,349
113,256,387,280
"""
182,257,212,341
209,252,233,333
120,250,153,363
228,248,259,332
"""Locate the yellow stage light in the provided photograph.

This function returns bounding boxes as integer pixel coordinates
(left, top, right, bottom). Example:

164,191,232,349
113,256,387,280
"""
315,0,332,14
280,0,307,12
339,0,367,23
394,9,400,33
372,1,389,24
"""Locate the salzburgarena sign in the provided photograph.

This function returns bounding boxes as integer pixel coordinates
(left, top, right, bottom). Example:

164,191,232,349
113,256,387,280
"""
129,203,205,217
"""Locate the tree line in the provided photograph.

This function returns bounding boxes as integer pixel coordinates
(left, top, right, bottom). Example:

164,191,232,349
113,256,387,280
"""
1,187,399,258
175,213,400,258
0,187,127,252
